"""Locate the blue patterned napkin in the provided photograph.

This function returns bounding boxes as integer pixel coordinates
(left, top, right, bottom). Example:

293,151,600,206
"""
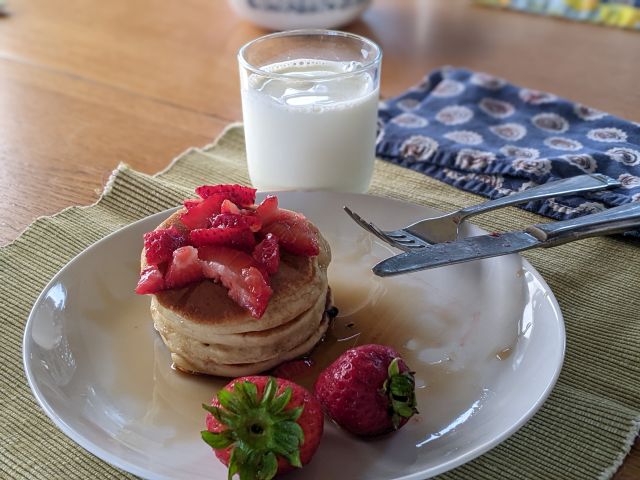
377,67,640,225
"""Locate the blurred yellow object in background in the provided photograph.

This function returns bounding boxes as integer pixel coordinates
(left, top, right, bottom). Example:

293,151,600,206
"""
598,3,640,27
566,0,600,12
477,0,640,29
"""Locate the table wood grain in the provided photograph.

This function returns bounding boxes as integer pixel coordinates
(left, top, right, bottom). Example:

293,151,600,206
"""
0,0,638,477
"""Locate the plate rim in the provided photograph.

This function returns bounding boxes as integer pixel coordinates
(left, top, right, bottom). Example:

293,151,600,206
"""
22,207,181,480
22,192,566,480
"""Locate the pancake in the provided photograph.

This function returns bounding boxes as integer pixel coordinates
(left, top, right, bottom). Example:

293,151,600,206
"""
153,284,330,364
142,205,333,376
170,316,330,377
152,277,330,347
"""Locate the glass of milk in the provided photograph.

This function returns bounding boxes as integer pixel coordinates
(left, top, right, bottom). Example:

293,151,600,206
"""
238,30,382,193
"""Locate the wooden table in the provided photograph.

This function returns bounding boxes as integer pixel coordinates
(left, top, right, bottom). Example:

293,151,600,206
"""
1,0,638,477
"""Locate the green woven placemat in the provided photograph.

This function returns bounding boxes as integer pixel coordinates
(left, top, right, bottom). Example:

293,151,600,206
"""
1,125,639,479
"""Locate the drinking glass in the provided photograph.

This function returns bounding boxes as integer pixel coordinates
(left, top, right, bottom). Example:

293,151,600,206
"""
238,29,382,193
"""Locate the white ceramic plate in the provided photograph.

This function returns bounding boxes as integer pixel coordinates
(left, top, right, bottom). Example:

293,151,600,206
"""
23,191,565,480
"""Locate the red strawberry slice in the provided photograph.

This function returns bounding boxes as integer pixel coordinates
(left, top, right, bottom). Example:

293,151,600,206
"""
199,246,272,318
135,265,165,294
253,233,280,274
143,226,187,265
210,213,262,232
183,198,202,211
220,199,241,215
195,184,257,206
165,246,204,289
255,195,279,224
180,194,225,229
263,210,319,257
189,226,256,251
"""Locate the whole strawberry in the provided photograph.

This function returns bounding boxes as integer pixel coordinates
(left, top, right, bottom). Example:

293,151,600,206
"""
314,344,418,437
202,376,323,480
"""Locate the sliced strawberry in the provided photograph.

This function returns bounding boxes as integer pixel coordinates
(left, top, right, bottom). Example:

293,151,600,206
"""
199,246,273,318
143,226,187,265
210,213,262,233
253,233,280,274
135,265,165,294
189,226,256,251
180,194,225,230
255,195,279,224
165,246,203,289
195,184,256,206
220,199,241,215
183,198,202,211
263,210,319,257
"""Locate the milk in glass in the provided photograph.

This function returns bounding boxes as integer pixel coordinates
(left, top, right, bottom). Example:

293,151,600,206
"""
241,59,379,193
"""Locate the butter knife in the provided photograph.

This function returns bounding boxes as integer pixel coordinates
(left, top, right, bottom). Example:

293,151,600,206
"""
373,202,640,277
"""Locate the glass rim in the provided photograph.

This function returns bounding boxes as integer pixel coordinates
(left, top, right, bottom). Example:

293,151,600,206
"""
237,29,382,81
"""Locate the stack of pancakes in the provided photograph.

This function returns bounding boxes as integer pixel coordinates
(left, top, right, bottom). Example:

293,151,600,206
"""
147,211,332,377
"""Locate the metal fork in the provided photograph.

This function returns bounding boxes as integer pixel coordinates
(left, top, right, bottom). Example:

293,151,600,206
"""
344,173,621,250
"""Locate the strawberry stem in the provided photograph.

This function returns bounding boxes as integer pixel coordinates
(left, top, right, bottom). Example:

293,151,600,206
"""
384,358,419,429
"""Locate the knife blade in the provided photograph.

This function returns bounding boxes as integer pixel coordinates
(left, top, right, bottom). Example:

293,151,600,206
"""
373,202,640,277
373,231,539,276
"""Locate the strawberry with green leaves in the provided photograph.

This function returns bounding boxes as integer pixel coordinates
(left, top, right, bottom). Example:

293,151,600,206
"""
314,344,418,437
202,376,323,480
